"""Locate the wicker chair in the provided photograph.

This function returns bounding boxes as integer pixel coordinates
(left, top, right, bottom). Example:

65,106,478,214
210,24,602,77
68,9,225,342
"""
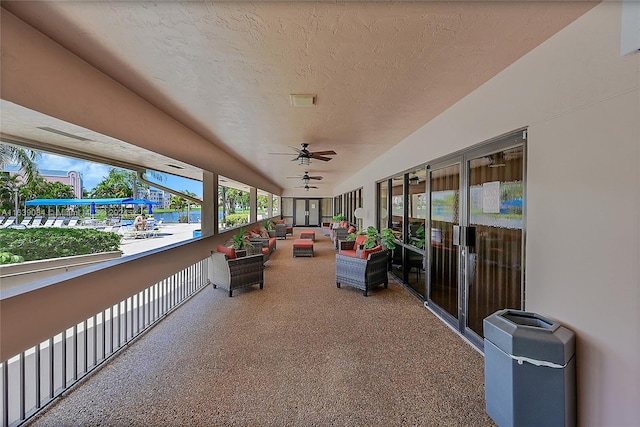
331,227,350,249
274,223,288,239
336,249,389,296
210,252,264,297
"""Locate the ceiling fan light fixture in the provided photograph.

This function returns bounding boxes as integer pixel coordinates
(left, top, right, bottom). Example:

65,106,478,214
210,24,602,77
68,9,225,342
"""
409,176,420,185
289,94,316,107
299,156,310,166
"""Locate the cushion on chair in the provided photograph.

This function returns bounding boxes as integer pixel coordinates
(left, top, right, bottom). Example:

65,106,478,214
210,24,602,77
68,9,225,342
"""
217,244,236,260
347,226,356,234
340,249,359,258
360,245,383,259
355,234,367,246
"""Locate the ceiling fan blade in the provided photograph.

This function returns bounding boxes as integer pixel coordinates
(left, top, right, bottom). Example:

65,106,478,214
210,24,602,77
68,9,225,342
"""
311,155,333,161
308,176,323,180
268,152,296,155
289,146,304,154
312,150,337,156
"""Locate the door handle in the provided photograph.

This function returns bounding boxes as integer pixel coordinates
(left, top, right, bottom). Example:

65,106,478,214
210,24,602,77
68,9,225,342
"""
453,225,476,247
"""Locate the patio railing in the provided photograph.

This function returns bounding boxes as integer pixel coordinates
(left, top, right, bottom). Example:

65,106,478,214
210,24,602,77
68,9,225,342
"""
0,244,212,427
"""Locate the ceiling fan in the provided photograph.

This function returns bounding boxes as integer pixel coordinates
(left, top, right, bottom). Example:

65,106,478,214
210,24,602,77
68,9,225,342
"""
286,171,323,183
295,184,319,191
270,143,336,165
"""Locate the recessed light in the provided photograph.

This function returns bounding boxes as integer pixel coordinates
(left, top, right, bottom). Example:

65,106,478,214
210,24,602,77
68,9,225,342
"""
289,94,316,107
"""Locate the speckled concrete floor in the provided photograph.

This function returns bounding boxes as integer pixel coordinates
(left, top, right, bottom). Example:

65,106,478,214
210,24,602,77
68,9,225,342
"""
27,229,495,427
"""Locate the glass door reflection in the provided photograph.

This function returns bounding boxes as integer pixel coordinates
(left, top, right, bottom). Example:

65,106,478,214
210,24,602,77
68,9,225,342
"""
428,164,460,321
466,146,524,337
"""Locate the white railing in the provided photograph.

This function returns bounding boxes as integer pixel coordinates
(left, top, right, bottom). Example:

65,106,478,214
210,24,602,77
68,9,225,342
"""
0,253,211,427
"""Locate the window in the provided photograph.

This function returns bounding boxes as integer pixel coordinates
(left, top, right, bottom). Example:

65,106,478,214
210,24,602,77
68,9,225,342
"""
218,176,250,231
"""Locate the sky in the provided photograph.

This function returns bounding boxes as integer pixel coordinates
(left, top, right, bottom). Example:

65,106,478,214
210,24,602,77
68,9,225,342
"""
37,152,204,198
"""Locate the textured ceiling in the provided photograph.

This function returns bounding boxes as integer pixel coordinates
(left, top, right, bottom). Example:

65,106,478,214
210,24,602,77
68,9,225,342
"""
0,1,596,196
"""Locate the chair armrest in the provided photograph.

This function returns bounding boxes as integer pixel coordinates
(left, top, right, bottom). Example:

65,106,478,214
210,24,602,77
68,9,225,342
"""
338,240,356,251
336,253,368,281
250,238,269,248
228,254,264,286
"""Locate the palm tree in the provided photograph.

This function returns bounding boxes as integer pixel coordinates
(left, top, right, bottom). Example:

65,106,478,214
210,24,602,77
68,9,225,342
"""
0,143,39,183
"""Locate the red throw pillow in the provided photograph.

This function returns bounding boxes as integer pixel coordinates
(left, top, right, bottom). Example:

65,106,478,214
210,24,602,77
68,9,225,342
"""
216,244,236,260
355,234,368,246
360,245,382,259
347,226,356,234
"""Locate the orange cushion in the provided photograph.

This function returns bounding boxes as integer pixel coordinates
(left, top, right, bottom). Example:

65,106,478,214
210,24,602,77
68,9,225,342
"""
217,244,236,260
355,234,368,246
293,239,314,248
360,245,383,259
347,226,356,234
340,249,358,258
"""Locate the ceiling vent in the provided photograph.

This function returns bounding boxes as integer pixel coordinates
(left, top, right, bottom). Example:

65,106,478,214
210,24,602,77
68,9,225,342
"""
289,94,316,107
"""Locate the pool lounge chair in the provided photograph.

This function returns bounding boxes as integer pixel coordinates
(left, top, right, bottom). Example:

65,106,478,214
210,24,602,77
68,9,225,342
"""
41,217,56,227
30,216,43,227
52,217,66,227
66,217,80,227
0,217,16,228
19,217,32,227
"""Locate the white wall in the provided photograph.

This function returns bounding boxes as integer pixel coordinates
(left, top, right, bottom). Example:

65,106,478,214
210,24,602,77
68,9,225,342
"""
336,3,640,425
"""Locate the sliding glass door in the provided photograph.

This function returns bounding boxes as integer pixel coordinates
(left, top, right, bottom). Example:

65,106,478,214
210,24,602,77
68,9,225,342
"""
427,131,526,346
428,162,461,322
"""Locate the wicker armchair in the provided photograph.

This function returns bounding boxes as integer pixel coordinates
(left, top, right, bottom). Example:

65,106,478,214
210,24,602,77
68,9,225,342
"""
210,252,264,297
274,223,287,239
336,249,389,296
331,227,350,249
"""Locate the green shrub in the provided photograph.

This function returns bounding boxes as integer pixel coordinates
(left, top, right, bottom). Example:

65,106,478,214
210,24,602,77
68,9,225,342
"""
0,228,121,262
225,214,249,227
0,252,24,264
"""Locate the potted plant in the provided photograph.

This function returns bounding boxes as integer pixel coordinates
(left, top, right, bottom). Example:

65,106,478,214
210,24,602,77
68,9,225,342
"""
378,228,397,250
363,226,379,249
332,213,345,222
263,219,276,237
227,227,253,257
412,224,426,249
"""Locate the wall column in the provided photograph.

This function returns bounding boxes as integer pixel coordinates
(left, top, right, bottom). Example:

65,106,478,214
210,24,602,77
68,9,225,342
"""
201,172,216,236
249,187,257,223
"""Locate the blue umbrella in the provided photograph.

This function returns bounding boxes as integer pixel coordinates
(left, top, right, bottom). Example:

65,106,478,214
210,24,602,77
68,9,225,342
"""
90,202,96,216
148,204,153,214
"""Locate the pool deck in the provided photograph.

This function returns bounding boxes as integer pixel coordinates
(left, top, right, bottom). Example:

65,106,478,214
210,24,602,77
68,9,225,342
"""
119,223,202,256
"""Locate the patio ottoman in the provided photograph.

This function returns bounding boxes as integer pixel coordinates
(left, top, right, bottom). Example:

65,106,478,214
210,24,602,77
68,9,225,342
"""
300,231,315,241
293,239,314,257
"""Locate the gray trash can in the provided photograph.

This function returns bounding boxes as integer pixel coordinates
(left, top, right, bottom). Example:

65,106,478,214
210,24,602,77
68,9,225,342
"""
483,309,576,427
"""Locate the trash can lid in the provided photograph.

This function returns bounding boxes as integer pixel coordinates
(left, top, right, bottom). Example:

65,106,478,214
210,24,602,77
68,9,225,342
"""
483,309,575,365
